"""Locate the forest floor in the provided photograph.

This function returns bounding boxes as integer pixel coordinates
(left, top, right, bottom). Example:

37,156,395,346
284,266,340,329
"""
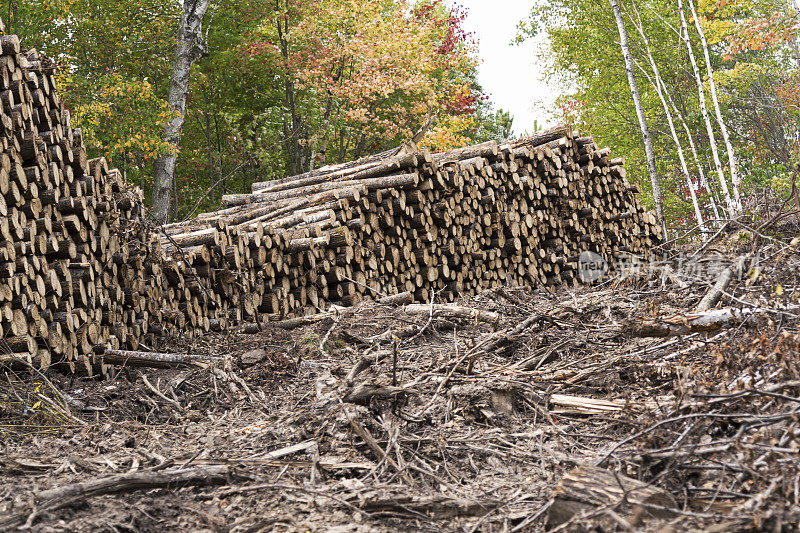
2,225,800,532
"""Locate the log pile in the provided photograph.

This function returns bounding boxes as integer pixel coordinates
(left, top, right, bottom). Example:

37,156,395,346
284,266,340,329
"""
0,21,662,370
0,28,161,371
160,126,662,318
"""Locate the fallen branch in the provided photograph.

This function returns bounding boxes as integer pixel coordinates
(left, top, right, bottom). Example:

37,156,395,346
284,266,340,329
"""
547,465,676,530
695,256,746,312
403,304,500,325
0,465,236,529
549,394,626,415
344,407,413,484
474,313,542,356
98,349,221,367
361,494,501,518
629,307,757,337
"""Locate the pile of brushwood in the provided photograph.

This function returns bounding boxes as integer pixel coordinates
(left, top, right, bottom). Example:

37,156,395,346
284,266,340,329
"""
0,212,799,532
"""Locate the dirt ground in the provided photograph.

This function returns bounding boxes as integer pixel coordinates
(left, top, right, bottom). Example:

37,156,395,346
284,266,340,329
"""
2,227,800,532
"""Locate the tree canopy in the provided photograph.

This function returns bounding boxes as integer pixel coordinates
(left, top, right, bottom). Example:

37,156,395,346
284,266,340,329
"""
519,0,800,226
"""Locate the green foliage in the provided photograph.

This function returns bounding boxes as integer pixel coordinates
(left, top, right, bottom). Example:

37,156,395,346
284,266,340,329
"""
8,0,180,191
10,0,508,221
518,0,800,226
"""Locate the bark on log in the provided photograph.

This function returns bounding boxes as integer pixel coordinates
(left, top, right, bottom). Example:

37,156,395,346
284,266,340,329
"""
98,349,221,367
403,304,500,324
546,465,676,530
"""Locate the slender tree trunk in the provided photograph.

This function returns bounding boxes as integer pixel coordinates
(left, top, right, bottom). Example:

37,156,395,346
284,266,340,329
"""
678,0,736,217
788,1,800,72
150,0,212,224
609,0,667,239
688,0,742,211
628,8,705,232
309,99,332,172
670,94,722,222
309,63,342,171
277,0,304,175
633,59,706,232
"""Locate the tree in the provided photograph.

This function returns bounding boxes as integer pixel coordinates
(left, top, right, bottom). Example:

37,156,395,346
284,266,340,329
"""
609,0,667,238
517,0,794,227
688,0,741,212
151,0,213,224
15,0,507,221
677,0,737,216
628,5,705,231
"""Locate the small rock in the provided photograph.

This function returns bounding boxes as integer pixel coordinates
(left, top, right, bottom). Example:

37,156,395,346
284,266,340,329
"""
240,348,267,366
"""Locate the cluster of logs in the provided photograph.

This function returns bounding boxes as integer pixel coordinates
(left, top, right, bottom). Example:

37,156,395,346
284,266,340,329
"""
160,126,662,319
0,20,661,370
0,25,167,371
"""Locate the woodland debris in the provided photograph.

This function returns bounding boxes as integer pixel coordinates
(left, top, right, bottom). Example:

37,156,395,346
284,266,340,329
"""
0,464,236,529
627,306,800,337
695,255,747,312
402,303,500,324
546,465,677,530
549,394,626,415
98,349,222,367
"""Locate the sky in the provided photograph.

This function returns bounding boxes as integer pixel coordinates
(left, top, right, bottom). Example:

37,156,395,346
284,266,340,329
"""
454,0,559,136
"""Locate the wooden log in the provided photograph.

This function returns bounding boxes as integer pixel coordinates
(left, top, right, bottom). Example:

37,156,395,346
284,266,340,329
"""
97,348,221,367
403,304,500,324
546,465,676,530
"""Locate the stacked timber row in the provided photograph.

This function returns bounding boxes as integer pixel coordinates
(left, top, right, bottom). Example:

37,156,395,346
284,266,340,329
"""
161,126,662,317
0,28,151,370
0,20,661,370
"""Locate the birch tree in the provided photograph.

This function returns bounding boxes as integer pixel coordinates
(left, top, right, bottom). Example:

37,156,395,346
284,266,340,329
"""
609,0,667,239
687,0,742,212
628,10,705,232
677,0,737,217
665,91,722,223
151,0,212,224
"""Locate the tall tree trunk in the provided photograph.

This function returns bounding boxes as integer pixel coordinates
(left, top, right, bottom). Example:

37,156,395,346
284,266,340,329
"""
309,63,342,171
688,0,742,212
628,8,705,232
671,94,722,223
678,0,736,217
609,0,667,239
277,0,304,175
150,0,212,224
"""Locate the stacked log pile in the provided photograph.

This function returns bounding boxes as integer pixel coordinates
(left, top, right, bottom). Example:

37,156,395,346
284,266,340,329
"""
0,26,186,371
0,20,661,370
159,127,662,318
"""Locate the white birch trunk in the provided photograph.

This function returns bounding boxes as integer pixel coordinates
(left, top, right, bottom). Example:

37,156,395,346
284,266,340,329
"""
609,0,668,239
628,13,705,232
151,0,212,224
668,92,722,223
688,0,742,212
678,0,736,217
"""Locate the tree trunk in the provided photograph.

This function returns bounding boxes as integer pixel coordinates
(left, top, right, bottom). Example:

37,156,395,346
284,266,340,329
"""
678,0,735,217
791,0,800,69
150,0,212,225
628,9,705,232
309,62,343,172
277,0,304,175
668,92,722,223
609,0,667,239
688,0,742,212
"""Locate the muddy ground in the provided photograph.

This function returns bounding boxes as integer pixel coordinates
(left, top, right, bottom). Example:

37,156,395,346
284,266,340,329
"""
2,230,800,532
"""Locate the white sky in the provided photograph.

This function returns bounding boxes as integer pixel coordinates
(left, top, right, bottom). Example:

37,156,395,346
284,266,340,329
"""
455,0,558,136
